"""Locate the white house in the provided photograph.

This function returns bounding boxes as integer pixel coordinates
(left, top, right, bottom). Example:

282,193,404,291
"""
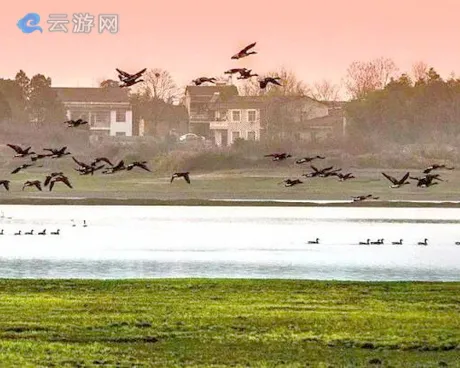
207,94,266,146
52,87,133,137
184,84,239,138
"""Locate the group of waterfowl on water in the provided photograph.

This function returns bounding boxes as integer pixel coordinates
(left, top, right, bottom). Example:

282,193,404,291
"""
306,237,460,246
264,152,454,201
0,220,87,236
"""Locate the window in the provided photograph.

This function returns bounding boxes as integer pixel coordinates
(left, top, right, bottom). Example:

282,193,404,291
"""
115,132,126,136
116,110,126,122
247,110,256,122
232,131,240,141
247,131,256,140
232,110,241,121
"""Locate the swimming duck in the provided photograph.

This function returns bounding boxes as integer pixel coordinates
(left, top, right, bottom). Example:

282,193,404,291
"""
392,239,403,245
24,230,33,235
359,239,370,245
307,238,319,244
417,238,428,246
50,229,60,235
38,229,46,235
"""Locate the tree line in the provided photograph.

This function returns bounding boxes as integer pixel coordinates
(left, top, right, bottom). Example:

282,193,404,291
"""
2,59,459,148
0,70,66,124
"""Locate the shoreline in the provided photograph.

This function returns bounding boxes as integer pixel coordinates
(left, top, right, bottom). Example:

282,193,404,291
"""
2,196,460,207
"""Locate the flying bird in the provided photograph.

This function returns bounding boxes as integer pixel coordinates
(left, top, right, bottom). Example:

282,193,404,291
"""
192,77,217,86
303,165,334,178
44,172,64,187
102,160,126,174
31,153,53,161
91,157,113,167
423,164,454,174
231,42,257,59
78,165,104,176
49,175,73,191
171,172,190,184
11,163,33,174
280,179,303,187
43,146,71,158
410,175,439,188
22,180,42,191
381,172,410,188
259,77,282,89
352,194,379,202
336,172,355,181
126,161,151,172
224,68,249,75
116,68,147,82
65,119,88,128
264,153,292,161
0,180,10,191
295,156,325,164
7,144,35,158
237,69,258,80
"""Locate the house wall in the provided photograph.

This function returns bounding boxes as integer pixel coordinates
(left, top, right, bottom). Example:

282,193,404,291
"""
110,110,132,136
64,102,133,137
211,108,261,146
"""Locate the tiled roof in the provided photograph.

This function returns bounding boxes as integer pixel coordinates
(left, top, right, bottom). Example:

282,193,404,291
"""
185,85,238,97
52,87,130,103
208,95,267,109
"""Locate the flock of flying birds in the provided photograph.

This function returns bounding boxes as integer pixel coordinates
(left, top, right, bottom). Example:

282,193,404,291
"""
263,152,454,202
0,144,190,192
0,42,455,197
114,42,282,90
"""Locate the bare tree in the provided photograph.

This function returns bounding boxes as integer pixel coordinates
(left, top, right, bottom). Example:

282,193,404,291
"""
311,79,341,101
344,57,399,99
140,68,181,104
412,61,429,83
238,67,310,97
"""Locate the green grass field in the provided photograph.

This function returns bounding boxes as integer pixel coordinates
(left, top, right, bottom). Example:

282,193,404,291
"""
0,280,458,367
2,163,460,205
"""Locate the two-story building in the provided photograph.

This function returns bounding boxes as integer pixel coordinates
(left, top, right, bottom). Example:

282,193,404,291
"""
207,94,266,146
184,84,239,138
52,87,133,137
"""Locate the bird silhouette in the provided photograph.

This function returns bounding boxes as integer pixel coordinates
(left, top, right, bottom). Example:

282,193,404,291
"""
0,180,10,191
22,180,42,191
171,172,191,184
231,42,257,59
7,144,35,158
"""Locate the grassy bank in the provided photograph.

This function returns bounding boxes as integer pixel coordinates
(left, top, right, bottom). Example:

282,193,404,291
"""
1,166,460,205
0,279,458,367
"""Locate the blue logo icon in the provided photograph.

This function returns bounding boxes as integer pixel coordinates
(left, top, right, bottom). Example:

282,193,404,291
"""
17,13,43,34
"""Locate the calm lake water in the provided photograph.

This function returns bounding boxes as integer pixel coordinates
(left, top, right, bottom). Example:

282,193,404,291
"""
0,205,460,281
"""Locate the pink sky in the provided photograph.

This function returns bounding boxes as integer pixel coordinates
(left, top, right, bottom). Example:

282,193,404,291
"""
2,0,460,93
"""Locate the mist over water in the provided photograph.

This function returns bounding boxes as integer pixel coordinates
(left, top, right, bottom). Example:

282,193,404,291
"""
0,205,459,280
